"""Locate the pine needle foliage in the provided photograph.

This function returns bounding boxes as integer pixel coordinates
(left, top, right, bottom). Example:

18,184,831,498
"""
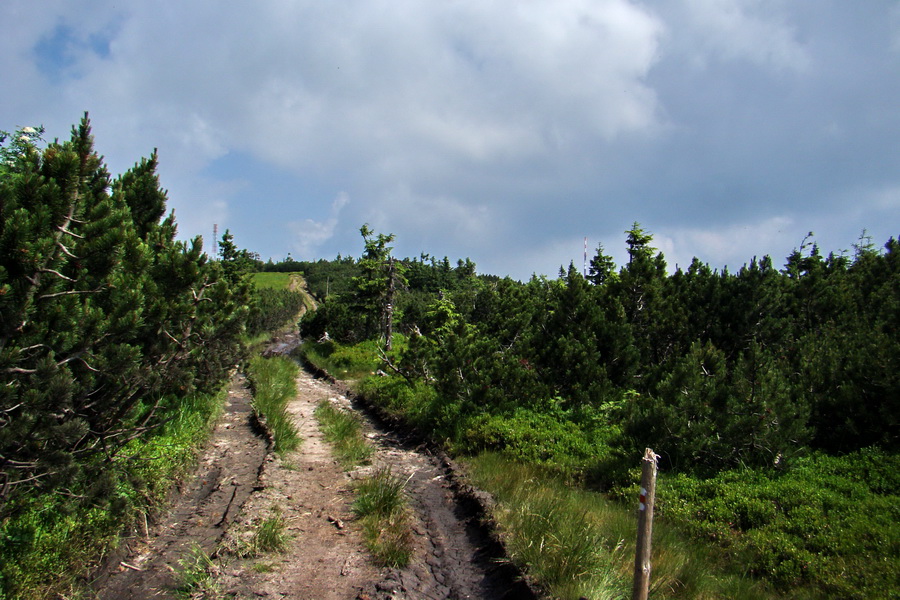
0,116,253,598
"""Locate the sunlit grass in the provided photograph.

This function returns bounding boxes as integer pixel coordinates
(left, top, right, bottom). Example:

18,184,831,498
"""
314,399,373,468
466,453,773,600
252,271,296,290
297,339,383,381
223,509,289,559
246,355,301,455
353,467,413,567
0,388,227,600
175,543,222,599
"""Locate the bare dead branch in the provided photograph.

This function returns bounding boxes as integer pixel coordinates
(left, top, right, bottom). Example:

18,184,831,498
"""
56,225,85,239
56,240,78,258
38,268,76,283
38,287,103,300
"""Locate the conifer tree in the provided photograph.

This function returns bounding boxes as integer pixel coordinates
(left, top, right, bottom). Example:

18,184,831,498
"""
0,115,250,511
352,224,407,343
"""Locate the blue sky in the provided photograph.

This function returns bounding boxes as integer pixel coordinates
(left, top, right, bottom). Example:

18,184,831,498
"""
2,0,898,280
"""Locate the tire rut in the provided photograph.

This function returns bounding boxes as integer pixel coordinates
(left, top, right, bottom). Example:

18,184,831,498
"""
321,379,536,600
91,374,269,599
90,335,535,600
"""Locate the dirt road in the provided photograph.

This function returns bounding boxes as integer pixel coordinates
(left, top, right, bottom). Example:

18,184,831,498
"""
91,342,535,599
93,374,269,599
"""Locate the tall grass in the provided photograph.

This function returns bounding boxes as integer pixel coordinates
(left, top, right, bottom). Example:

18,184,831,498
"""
467,453,773,600
297,339,383,381
246,355,301,455
352,468,413,567
314,400,373,468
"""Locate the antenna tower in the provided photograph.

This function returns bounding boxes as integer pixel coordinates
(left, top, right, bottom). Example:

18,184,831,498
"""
584,237,588,278
212,224,218,257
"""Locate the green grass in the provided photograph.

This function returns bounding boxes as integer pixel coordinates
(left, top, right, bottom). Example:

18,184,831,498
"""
654,448,900,599
297,339,383,381
252,511,289,554
352,468,414,567
252,271,296,290
246,355,302,455
314,400,373,469
466,453,775,600
175,543,222,599
312,398,412,567
356,365,895,598
222,509,289,559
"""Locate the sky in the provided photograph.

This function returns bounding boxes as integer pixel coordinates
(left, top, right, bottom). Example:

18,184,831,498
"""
2,1,898,280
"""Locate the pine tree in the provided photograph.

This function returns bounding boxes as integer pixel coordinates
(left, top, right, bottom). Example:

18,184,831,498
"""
0,115,251,511
352,224,406,344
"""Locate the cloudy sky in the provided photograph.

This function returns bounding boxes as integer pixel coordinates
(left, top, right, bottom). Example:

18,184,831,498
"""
2,1,898,279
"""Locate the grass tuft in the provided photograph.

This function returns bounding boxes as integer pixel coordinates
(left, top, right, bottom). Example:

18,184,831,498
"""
314,400,373,468
175,543,222,599
252,511,289,554
223,509,289,559
353,468,414,567
246,355,301,455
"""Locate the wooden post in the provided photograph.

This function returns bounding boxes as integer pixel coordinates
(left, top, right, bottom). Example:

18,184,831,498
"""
632,448,659,600
384,257,395,352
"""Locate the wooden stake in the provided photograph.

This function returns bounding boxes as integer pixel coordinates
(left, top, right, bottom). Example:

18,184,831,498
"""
385,257,395,352
632,448,659,600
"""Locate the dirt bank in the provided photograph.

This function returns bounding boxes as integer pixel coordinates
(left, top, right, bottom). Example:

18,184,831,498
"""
92,374,269,599
91,338,535,599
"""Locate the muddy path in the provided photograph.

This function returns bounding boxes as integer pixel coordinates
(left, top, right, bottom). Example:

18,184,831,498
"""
92,374,269,599
90,334,536,599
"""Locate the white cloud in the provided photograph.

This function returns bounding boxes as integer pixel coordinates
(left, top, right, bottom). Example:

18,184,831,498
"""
675,0,810,71
2,1,897,280
658,216,796,271
288,192,350,259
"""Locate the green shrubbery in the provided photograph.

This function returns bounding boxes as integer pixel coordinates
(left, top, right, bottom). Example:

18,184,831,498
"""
0,117,256,599
295,221,900,596
655,448,900,599
298,339,384,381
0,388,225,599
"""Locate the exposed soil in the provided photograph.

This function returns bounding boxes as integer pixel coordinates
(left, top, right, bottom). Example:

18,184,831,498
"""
90,332,537,600
92,374,270,599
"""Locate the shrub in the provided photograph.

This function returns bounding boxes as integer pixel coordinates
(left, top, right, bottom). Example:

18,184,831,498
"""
655,448,900,598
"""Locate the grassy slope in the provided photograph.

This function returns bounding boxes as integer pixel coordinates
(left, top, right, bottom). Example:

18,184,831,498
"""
304,338,898,600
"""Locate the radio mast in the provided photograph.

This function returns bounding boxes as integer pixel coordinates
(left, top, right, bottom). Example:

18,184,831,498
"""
212,224,218,257
584,237,588,278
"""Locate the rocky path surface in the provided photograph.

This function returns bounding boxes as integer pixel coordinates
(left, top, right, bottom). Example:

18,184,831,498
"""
91,336,535,600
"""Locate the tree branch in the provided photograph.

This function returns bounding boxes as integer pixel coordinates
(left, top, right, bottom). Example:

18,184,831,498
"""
38,286,103,300
38,268,76,283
